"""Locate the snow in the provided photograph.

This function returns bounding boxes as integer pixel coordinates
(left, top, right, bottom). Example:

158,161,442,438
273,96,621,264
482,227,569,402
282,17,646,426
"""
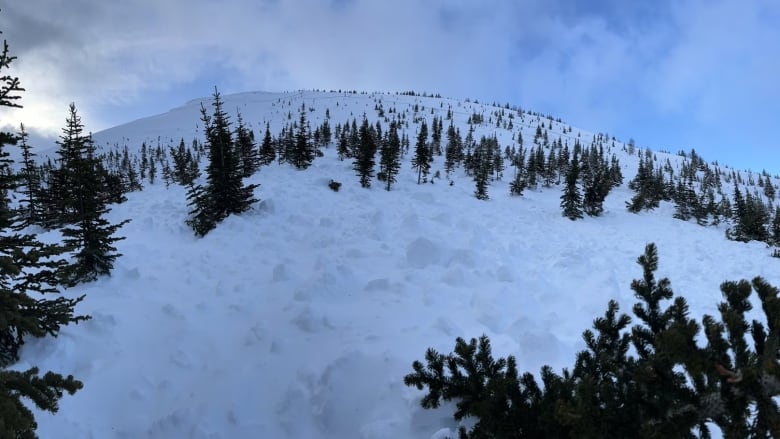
14,91,780,438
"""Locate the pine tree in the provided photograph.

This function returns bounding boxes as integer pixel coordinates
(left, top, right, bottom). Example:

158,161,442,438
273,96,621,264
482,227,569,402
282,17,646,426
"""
0,27,88,438
258,122,276,166
15,124,42,228
444,121,462,176
337,125,350,161
353,116,376,188
379,120,401,191
764,177,776,201
430,115,442,156
561,152,583,220
234,111,259,177
169,138,199,186
291,105,315,169
412,120,430,184
509,147,527,196
580,149,615,217
627,150,664,213
771,206,780,246
186,88,259,237
55,104,130,286
472,137,492,200
406,242,780,437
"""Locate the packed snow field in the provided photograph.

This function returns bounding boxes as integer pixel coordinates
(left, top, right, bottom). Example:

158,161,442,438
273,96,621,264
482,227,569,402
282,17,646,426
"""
16,91,780,438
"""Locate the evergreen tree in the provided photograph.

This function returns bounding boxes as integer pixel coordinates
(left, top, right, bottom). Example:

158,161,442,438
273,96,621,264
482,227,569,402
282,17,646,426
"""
627,151,665,213
15,124,42,228
771,206,780,246
509,147,527,196
764,177,776,201
406,243,780,438
443,121,462,176
291,105,315,169
169,138,199,186
337,125,350,161
580,148,616,217
472,137,492,200
139,141,148,181
186,88,259,237
353,116,376,188
412,120,430,184
0,27,88,438
379,120,401,191
430,116,442,156
55,104,130,286
561,152,583,220
258,122,276,166
234,111,259,177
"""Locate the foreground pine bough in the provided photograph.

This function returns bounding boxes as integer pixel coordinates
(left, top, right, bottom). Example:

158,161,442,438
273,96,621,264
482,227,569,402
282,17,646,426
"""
405,243,780,439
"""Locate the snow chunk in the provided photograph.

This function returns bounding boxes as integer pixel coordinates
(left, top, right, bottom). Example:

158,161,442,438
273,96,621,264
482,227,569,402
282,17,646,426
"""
406,237,442,269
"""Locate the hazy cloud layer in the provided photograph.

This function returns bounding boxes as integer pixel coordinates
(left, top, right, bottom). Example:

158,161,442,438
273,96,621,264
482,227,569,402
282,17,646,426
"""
1,0,777,170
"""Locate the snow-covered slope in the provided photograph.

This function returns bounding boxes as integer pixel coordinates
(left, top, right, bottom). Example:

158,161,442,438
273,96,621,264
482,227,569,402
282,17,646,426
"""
18,91,780,438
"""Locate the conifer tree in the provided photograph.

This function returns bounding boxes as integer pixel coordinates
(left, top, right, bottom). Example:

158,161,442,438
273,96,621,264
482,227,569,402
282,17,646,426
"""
472,136,493,200
291,104,315,169
509,147,527,196
580,148,616,217
353,116,376,188
15,124,42,228
771,206,780,246
443,121,462,177
186,88,259,237
430,115,442,156
627,150,665,213
412,120,430,184
764,177,775,201
169,138,199,186
561,152,583,220
337,126,350,161
406,243,780,437
379,120,401,191
258,122,276,166
234,111,259,177
55,104,130,286
0,26,88,438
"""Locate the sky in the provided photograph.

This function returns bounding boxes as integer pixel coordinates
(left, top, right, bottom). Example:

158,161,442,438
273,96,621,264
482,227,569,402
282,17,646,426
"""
1,0,779,173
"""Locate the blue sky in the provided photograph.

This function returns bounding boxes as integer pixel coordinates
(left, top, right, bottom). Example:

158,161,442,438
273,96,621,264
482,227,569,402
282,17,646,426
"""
1,0,779,173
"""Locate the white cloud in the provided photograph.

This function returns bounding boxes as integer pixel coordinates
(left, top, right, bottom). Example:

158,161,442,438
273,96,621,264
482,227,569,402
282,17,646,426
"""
0,0,777,170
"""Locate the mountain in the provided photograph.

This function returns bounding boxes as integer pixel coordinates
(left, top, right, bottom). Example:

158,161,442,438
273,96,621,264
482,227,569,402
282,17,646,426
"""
20,90,780,438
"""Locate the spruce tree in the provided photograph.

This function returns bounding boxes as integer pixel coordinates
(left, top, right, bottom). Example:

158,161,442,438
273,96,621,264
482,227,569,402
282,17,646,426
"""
627,150,665,213
169,138,199,186
15,123,42,228
561,152,583,220
443,121,462,177
509,147,527,196
0,27,88,438
56,104,130,286
258,122,276,166
379,120,401,191
581,153,613,217
291,104,315,169
771,206,780,246
412,120,430,184
234,111,259,177
472,137,492,200
186,88,259,237
406,243,780,437
353,116,376,188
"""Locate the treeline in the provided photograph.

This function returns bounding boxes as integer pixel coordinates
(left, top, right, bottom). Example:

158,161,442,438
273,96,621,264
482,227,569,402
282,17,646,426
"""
624,147,780,251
